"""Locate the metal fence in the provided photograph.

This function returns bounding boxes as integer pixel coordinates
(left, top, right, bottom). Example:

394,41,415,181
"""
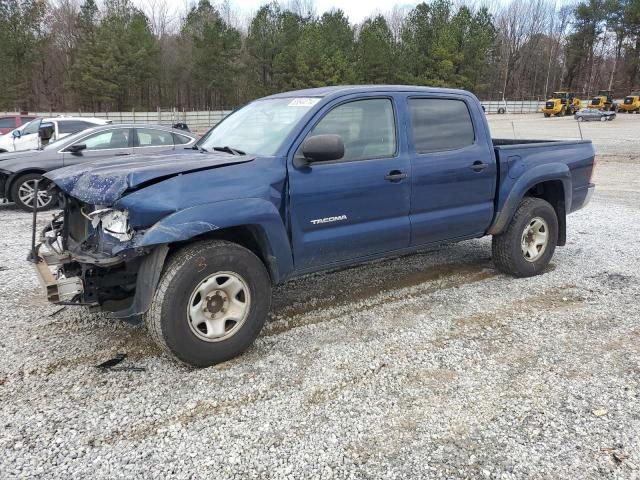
4,98,620,132
1,110,233,134
481,100,544,114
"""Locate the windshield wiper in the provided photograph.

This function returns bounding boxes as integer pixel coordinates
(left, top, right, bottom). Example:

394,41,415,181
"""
213,146,245,155
193,144,207,152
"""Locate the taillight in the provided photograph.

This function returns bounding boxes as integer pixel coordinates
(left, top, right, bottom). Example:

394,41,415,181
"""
589,156,596,183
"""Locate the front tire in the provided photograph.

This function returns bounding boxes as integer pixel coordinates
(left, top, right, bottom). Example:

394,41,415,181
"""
492,197,558,277
11,173,56,212
145,240,272,367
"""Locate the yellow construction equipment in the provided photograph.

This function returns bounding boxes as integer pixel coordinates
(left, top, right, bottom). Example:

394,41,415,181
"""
542,92,582,117
618,91,640,113
589,90,617,111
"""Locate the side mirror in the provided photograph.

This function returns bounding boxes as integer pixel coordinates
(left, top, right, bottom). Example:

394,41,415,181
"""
12,130,21,139
67,144,87,153
301,134,345,163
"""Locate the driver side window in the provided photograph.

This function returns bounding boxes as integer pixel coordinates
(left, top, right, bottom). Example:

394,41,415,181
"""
309,98,396,162
81,129,130,150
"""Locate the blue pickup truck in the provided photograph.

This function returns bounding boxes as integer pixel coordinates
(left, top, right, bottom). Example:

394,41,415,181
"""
32,86,595,367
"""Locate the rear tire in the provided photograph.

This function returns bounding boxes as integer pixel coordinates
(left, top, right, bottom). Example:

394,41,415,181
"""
492,197,558,278
145,240,272,368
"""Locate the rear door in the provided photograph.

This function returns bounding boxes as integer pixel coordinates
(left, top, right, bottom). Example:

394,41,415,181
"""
288,95,411,271
62,127,133,166
406,96,496,245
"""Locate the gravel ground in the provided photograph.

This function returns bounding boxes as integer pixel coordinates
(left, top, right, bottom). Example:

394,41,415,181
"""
1,114,639,479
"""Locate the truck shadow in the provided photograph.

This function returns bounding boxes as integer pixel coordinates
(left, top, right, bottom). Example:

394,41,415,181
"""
267,242,497,335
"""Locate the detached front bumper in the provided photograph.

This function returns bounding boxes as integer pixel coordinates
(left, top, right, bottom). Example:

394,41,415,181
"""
31,247,83,303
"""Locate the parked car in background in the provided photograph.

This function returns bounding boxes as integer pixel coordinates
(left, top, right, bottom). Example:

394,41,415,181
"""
0,123,196,211
574,108,616,122
0,115,36,135
0,116,111,153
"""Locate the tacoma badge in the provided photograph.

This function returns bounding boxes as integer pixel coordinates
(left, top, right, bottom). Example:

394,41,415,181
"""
310,215,348,225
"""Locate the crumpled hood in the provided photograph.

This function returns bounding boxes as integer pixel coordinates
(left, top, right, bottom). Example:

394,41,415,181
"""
46,151,254,205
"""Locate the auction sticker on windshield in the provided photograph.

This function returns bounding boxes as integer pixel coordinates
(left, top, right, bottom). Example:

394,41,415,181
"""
288,98,320,107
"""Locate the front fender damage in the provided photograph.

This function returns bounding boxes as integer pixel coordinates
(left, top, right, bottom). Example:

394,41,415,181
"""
110,245,168,321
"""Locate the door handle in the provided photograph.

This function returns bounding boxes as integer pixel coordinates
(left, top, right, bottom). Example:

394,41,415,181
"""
470,161,488,172
115,153,130,156
385,170,408,182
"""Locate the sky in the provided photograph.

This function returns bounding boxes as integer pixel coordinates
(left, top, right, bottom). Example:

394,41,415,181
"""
233,0,418,23
144,0,573,31
155,0,429,25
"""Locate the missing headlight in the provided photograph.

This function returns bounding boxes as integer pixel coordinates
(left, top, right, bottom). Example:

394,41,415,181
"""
88,208,133,242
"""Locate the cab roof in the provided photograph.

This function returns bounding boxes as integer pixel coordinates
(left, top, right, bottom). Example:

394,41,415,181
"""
262,85,473,100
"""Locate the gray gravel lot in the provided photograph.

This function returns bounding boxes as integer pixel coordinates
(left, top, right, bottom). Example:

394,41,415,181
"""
1,114,639,479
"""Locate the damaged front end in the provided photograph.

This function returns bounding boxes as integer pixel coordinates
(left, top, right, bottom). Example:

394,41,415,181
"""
29,192,168,321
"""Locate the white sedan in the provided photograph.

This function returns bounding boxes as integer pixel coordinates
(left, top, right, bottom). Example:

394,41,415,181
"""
0,116,111,152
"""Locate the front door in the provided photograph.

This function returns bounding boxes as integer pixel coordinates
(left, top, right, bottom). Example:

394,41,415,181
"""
406,96,496,246
62,128,133,166
14,119,41,151
288,96,411,271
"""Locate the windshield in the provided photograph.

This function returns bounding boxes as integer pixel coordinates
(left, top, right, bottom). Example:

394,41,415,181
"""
197,97,320,156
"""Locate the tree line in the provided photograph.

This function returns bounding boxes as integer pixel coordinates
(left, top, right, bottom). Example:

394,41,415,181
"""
1,0,639,112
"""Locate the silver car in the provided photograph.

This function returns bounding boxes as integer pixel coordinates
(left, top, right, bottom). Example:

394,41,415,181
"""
574,108,616,122
0,124,197,211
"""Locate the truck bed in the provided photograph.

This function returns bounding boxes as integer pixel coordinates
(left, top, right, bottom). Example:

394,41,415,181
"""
491,137,596,232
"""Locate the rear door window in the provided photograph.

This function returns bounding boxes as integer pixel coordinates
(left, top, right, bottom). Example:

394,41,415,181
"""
135,128,175,147
408,98,475,153
172,133,193,145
